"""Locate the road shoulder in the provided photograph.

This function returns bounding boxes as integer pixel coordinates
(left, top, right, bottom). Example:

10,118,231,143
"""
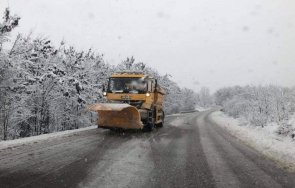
209,111,295,172
0,126,98,150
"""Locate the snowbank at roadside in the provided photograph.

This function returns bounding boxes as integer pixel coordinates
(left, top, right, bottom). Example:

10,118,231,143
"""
210,111,295,171
195,106,211,112
0,125,97,150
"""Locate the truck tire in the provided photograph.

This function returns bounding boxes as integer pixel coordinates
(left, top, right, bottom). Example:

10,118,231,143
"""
144,110,155,132
157,110,165,127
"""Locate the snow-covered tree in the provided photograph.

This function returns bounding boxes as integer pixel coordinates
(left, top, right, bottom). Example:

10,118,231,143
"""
215,85,295,137
198,87,213,108
0,8,20,51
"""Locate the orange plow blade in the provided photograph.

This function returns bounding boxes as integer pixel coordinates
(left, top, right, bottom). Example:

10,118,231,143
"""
88,103,144,129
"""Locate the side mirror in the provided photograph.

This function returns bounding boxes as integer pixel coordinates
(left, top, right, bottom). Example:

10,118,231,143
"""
102,85,106,92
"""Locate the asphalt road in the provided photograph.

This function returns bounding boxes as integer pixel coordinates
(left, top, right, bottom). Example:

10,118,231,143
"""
1,110,295,188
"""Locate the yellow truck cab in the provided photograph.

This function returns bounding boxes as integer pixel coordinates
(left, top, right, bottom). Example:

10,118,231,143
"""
89,72,165,131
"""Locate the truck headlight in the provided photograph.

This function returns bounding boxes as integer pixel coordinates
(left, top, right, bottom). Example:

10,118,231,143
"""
103,92,107,96
146,93,151,97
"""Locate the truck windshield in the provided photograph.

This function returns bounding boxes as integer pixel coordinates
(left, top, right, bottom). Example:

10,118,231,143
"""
108,77,147,94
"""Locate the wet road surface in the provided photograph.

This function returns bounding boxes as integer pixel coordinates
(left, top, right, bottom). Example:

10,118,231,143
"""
1,110,295,188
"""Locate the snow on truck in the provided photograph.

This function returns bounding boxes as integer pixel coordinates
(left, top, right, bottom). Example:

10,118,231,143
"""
88,72,166,131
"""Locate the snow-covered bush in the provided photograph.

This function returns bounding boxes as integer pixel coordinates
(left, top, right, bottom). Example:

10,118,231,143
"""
215,85,295,137
279,115,295,139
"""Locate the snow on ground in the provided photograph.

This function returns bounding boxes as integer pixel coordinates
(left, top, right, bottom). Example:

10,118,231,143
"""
166,113,182,117
79,138,154,188
0,125,97,150
210,111,295,171
195,106,211,112
170,117,186,127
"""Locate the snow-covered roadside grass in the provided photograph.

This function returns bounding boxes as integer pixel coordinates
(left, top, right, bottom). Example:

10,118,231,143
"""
195,106,211,112
0,125,97,150
166,113,182,117
210,111,295,171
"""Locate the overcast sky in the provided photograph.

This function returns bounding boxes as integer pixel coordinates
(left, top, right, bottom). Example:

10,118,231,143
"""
1,0,295,91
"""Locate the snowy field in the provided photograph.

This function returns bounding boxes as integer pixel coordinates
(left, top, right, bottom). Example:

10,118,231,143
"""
211,111,295,171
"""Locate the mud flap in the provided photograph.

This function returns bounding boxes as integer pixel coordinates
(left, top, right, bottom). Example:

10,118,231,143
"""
88,103,144,129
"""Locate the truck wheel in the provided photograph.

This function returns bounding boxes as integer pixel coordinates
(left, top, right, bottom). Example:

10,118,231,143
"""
144,122,154,132
157,110,165,127
144,110,155,132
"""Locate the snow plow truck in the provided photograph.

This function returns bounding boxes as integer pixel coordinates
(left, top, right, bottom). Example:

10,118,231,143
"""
88,72,166,131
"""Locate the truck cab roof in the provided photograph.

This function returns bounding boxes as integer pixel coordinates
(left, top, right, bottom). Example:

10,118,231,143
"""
111,72,153,79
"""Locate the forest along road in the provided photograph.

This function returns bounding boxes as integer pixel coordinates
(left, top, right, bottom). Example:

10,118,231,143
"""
1,110,295,188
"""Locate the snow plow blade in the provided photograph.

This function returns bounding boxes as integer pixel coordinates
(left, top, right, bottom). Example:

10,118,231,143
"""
88,103,144,129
